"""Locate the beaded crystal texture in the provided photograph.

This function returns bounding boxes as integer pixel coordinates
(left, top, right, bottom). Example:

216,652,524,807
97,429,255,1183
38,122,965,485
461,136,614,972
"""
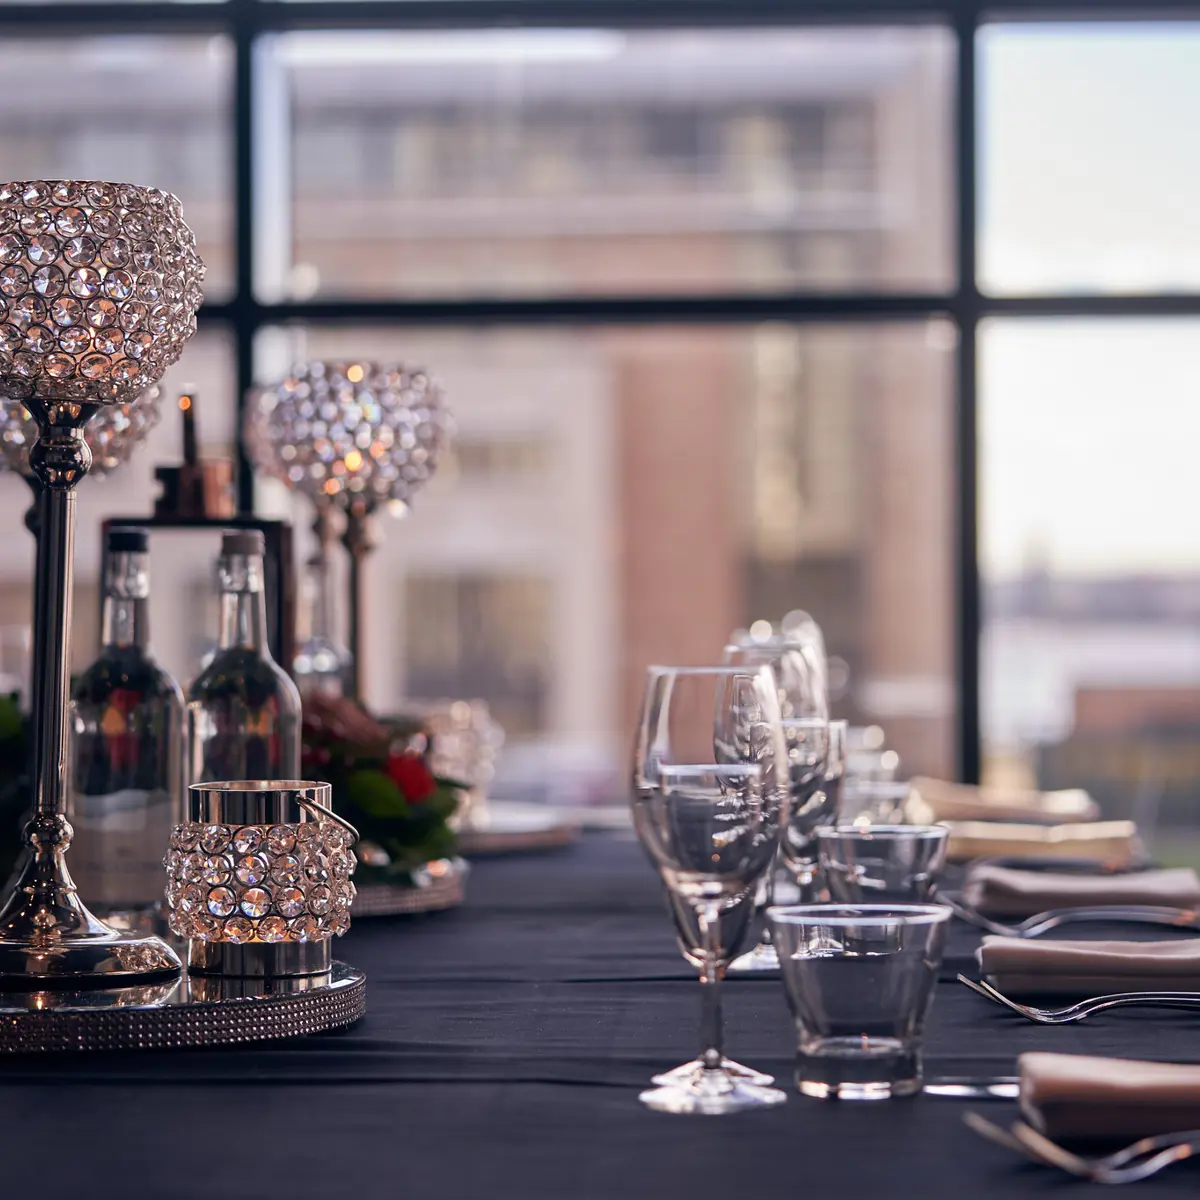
165,818,357,943
0,181,204,404
0,385,161,478
245,361,452,511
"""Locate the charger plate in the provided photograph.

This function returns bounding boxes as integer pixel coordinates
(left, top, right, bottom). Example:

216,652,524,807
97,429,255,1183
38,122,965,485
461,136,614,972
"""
0,961,365,1053
457,802,579,856
352,858,468,917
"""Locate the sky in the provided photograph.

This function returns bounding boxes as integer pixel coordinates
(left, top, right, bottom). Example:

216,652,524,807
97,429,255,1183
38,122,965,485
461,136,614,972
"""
978,24,1200,579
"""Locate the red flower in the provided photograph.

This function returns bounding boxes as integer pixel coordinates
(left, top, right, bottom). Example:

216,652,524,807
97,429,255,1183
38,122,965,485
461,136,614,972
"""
385,752,436,803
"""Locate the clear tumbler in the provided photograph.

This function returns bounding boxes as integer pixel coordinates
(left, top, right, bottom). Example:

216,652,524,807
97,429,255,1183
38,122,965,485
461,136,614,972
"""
767,903,951,1099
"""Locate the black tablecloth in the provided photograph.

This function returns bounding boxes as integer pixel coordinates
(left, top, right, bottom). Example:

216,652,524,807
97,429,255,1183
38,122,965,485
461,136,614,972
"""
7,832,1200,1198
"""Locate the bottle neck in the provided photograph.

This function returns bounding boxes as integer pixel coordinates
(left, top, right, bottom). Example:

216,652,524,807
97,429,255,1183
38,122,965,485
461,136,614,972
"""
307,554,338,643
217,552,272,656
101,551,150,651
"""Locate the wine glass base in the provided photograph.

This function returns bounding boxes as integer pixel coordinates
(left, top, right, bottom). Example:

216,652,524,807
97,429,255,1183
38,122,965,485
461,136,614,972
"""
727,941,779,972
652,1056,774,1087
640,1073,787,1115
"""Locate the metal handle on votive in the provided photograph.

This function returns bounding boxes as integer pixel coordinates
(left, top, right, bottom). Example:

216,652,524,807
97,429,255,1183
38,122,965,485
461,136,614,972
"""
165,780,358,978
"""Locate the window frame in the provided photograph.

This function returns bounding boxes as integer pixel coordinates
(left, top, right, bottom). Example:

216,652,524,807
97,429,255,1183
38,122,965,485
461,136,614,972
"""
3,0,1194,780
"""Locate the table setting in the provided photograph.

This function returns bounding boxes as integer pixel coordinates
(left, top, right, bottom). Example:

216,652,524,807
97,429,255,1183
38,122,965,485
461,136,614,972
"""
620,613,1200,1191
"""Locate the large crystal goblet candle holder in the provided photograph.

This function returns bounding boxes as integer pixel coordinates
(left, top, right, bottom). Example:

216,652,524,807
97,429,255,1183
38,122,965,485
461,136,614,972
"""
0,180,203,986
168,781,358,978
246,361,453,702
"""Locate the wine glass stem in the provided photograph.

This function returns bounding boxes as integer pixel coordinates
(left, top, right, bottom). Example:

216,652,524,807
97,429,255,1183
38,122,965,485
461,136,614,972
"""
759,856,778,946
697,902,724,1070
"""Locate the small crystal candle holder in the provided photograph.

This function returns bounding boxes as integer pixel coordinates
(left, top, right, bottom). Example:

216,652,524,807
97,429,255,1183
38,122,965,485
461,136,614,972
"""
165,780,357,978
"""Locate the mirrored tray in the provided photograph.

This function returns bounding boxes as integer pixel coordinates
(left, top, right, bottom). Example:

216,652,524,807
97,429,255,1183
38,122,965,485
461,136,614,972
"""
0,961,365,1053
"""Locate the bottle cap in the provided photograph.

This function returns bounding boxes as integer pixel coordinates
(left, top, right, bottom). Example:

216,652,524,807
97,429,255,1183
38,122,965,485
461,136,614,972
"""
220,529,266,557
106,528,148,554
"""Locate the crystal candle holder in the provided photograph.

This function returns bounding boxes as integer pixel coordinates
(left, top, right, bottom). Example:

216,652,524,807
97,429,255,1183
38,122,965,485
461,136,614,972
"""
245,361,453,700
166,781,357,978
0,180,203,988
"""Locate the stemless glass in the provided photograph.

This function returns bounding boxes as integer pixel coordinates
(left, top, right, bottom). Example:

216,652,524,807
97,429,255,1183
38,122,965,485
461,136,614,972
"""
768,904,951,1100
632,665,791,1114
724,628,827,972
818,825,949,903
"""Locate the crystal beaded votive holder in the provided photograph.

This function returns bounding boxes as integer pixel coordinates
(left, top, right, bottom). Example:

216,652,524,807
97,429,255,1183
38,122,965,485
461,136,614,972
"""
165,781,357,978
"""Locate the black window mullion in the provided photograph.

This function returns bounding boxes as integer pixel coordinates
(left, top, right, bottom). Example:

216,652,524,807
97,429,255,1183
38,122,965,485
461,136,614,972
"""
233,0,260,515
955,8,981,783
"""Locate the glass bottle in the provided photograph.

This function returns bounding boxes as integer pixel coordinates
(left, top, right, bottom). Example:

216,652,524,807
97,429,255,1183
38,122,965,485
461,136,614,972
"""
187,529,301,783
70,527,184,920
293,551,350,699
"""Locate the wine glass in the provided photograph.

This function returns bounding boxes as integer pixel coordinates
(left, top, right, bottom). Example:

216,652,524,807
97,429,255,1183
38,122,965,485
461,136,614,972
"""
631,665,790,1114
724,625,828,971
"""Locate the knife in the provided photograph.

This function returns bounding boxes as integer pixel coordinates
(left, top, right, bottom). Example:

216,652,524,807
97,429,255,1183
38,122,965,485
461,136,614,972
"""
924,1076,1018,1100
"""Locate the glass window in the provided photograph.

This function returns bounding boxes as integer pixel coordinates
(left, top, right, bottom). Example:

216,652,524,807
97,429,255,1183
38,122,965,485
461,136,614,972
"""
255,322,956,797
980,319,1200,859
0,36,234,298
980,23,1200,295
269,26,954,299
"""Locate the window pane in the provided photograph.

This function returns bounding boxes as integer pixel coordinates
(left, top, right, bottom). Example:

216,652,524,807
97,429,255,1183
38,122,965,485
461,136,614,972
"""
980,24,1200,295
0,326,236,681
981,320,1200,861
0,36,234,298
255,322,956,797
270,28,954,300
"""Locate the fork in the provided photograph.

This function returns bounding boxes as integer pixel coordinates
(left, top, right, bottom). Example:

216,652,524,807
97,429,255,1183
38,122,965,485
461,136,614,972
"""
965,1112,1200,1183
957,973,1200,1023
935,891,1200,939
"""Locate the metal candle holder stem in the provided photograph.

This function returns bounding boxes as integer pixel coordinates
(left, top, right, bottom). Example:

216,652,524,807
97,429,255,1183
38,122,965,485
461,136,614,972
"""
0,179,204,987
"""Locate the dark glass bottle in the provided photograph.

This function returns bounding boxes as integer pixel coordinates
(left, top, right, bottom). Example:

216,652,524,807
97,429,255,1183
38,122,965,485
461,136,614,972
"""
70,527,184,918
187,530,301,783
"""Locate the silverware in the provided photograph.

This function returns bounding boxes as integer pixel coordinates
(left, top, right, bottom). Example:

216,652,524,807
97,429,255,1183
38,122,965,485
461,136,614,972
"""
935,891,1200,939
965,1112,1200,1183
924,1076,1017,1099
957,974,1200,1023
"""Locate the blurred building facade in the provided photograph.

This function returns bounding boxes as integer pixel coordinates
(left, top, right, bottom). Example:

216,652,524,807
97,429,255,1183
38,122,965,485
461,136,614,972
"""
0,30,959,796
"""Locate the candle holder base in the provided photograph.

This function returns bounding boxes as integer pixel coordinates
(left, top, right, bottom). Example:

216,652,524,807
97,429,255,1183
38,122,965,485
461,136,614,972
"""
0,816,182,987
0,930,182,989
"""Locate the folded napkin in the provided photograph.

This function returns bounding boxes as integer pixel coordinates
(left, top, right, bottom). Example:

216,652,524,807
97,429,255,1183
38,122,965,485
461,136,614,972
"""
908,777,1099,825
979,936,1200,997
1020,1052,1200,1141
963,864,1200,918
944,819,1140,867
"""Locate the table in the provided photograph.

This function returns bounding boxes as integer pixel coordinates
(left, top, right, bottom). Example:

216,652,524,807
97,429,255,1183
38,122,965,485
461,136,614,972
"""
5,831,1198,1198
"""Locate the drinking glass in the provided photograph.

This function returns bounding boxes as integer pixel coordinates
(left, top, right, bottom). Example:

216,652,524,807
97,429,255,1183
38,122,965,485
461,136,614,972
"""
632,665,790,1114
768,904,951,1100
840,780,914,826
724,629,826,972
818,825,949,903
777,718,846,902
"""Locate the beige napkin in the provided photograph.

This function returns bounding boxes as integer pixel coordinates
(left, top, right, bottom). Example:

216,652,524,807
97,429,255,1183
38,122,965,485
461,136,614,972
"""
979,936,1200,997
1020,1052,1200,1141
908,776,1099,825
963,864,1200,917
944,819,1140,867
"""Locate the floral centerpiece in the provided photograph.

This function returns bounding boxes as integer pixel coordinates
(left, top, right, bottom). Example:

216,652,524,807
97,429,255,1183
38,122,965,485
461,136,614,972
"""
301,693,462,886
